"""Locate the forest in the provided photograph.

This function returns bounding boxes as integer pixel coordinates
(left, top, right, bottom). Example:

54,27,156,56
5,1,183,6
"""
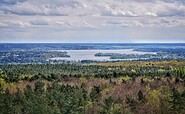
95,48,185,61
0,60,185,114
0,51,70,64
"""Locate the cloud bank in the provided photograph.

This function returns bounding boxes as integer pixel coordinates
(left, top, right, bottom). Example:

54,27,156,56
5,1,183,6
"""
0,0,185,42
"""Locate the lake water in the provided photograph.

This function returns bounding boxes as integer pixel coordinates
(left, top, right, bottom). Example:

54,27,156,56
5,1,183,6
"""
49,49,156,61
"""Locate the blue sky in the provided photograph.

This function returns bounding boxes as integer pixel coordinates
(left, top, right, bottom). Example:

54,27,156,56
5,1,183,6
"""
0,0,185,43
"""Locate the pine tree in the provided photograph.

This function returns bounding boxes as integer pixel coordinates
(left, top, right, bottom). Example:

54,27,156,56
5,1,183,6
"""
170,88,184,113
90,85,101,102
138,90,145,102
126,96,138,112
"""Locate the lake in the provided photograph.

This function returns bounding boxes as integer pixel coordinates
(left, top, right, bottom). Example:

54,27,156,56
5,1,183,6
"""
49,49,156,61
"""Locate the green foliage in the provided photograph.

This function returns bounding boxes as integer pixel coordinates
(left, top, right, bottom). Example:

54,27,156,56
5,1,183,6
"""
140,78,145,85
99,96,122,114
126,96,138,112
138,90,145,102
0,62,184,114
0,63,178,81
175,67,185,79
0,69,6,78
169,88,185,114
90,85,101,102
34,81,45,94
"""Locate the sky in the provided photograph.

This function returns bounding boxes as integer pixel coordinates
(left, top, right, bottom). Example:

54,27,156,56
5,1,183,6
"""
0,0,185,43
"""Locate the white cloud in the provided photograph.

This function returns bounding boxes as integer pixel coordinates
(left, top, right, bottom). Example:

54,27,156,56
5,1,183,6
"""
0,0,185,42
145,12,157,16
1,0,185,17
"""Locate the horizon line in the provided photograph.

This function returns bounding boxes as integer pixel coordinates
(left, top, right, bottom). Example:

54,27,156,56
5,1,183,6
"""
0,42,185,44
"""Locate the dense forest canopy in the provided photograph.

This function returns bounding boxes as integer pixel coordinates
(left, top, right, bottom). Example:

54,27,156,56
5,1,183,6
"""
0,60,185,114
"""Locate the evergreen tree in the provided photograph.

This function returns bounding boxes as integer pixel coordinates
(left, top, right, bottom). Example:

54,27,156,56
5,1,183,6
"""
170,88,184,113
90,85,101,102
138,90,145,102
